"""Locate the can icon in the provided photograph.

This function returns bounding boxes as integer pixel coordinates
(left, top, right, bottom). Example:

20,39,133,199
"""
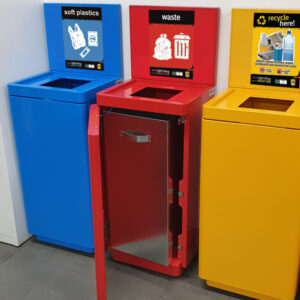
174,33,190,59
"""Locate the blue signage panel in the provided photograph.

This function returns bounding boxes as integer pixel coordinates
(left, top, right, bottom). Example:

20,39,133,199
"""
62,6,104,71
44,3,122,77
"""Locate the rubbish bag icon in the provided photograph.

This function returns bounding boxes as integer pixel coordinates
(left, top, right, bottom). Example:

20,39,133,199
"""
153,34,172,60
68,24,86,50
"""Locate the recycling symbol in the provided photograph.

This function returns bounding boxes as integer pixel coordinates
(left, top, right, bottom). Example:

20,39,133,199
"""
257,15,266,26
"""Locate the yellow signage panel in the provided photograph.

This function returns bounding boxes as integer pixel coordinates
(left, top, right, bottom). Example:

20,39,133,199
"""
229,9,300,92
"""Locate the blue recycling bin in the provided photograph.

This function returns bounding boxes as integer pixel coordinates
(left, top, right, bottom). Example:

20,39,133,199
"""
8,3,122,253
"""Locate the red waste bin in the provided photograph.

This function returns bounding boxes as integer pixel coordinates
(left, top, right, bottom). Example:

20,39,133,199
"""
88,5,219,299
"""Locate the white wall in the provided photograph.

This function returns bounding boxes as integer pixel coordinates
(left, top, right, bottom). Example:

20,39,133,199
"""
0,0,48,245
1,0,300,245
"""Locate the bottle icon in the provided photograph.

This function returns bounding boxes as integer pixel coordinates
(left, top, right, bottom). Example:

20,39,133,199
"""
283,30,294,62
259,33,269,52
274,43,283,62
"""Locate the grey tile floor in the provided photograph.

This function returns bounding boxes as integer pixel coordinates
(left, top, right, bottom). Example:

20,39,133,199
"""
0,238,299,300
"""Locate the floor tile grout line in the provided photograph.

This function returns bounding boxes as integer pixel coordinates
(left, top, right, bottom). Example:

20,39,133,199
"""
15,249,95,272
58,265,96,278
15,248,124,279
0,249,22,269
22,268,63,300
1,250,65,271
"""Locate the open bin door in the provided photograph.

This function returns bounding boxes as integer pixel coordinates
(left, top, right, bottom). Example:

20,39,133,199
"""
102,110,171,267
88,104,107,300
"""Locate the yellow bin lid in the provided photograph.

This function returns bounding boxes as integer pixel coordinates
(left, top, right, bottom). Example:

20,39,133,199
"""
204,9,300,130
204,87,300,130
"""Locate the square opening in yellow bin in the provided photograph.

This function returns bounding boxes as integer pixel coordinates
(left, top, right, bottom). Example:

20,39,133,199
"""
239,97,294,112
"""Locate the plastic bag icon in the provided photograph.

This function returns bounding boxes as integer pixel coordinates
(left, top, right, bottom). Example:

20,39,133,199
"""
68,24,86,50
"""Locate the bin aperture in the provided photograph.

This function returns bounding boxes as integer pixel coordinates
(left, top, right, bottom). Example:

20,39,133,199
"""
41,78,90,89
131,87,182,100
239,97,294,112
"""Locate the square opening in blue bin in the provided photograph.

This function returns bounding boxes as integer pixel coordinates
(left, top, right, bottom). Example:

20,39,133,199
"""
41,78,90,89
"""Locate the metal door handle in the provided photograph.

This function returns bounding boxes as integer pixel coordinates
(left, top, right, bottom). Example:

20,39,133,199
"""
121,130,151,143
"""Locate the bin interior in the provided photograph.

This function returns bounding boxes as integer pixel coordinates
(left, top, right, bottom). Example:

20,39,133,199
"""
41,78,91,89
131,87,182,100
240,97,294,112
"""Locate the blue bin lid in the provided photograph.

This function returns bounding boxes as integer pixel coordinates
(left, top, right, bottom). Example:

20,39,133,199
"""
44,3,122,78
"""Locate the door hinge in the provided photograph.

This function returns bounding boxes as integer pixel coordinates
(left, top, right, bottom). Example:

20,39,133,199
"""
105,221,110,242
99,114,104,136
178,191,184,197
178,116,186,125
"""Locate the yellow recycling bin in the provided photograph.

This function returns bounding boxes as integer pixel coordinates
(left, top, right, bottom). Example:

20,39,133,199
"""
199,9,300,300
